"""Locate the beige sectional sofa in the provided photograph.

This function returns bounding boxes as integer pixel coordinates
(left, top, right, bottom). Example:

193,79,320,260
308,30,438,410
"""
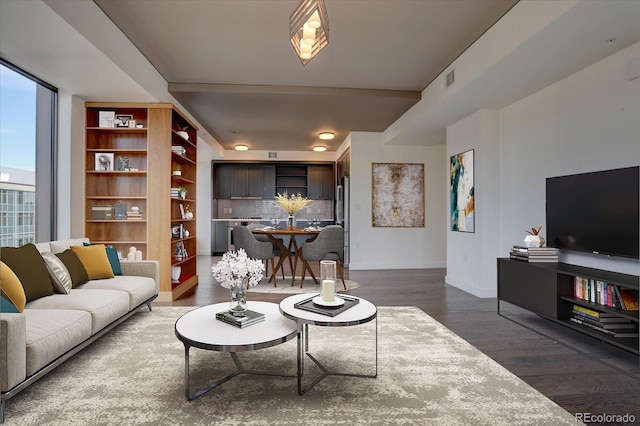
0,238,159,423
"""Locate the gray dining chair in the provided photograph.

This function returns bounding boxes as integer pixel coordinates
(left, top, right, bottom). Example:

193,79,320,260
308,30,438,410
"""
246,223,290,280
299,225,346,289
232,226,280,286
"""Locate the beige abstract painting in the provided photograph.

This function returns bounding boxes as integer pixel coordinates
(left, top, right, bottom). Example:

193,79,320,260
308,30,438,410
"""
372,163,425,227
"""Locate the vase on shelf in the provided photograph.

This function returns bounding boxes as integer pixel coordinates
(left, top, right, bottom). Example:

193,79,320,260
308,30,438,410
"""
176,130,189,140
228,277,249,317
524,234,545,248
287,214,297,230
171,266,181,282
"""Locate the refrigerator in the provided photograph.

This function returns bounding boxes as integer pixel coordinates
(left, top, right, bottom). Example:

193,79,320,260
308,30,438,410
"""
336,177,350,266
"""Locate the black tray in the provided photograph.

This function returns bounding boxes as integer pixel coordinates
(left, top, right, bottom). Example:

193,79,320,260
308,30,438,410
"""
294,294,359,317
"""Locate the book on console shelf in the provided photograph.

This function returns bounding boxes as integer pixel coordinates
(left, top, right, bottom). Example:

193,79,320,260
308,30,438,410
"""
617,288,640,311
570,312,635,329
510,245,558,263
574,276,620,308
569,316,638,338
572,304,628,320
215,309,265,328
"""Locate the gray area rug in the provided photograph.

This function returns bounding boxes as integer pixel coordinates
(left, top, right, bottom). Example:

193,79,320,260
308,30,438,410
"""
5,306,577,425
222,278,360,294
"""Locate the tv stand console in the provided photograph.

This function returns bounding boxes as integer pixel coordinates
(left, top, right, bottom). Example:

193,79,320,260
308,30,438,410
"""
497,258,639,355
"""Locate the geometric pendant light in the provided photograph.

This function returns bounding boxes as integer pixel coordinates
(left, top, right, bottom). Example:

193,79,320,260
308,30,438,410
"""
289,0,329,66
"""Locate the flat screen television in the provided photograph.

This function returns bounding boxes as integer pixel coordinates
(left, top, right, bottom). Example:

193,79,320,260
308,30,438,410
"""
546,166,639,259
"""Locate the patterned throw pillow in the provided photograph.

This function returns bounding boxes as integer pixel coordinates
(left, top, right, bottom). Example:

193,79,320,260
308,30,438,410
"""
41,252,73,294
0,261,26,312
70,245,115,280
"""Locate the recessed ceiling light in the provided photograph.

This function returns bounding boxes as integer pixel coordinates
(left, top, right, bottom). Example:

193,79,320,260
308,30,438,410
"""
234,144,249,151
313,146,327,152
318,132,334,140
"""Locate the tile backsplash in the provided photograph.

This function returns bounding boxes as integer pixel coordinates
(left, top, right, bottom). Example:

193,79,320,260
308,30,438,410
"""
216,199,334,220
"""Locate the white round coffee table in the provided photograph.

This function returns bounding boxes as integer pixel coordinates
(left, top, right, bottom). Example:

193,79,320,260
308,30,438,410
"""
279,293,378,395
175,301,297,400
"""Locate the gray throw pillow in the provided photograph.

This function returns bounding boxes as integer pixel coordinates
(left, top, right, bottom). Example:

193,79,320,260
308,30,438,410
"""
41,252,73,294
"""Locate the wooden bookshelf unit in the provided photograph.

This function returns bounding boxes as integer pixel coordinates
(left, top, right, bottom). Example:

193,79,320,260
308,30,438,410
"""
497,258,639,355
85,102,198,301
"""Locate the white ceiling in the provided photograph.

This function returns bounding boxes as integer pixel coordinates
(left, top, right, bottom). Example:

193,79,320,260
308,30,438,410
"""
2,1,639,154
93,0,517,151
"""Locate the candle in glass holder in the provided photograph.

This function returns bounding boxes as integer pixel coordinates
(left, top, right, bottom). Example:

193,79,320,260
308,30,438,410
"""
320,260,337,302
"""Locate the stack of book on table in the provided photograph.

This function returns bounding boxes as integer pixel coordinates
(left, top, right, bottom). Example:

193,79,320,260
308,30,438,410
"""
570,305,638,338
216,309,265,328
509,245,558,262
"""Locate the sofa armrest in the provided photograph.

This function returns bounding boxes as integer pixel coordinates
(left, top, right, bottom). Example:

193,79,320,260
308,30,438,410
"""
0,313,27,392
120,260,160,293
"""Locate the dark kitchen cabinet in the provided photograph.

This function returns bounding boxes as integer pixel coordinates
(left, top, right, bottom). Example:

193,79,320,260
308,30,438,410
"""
214,164,233,199
307,165,334,199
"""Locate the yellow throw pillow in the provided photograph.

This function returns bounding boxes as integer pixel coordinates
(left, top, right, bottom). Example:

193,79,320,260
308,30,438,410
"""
1,261,27,312
70,245,115,280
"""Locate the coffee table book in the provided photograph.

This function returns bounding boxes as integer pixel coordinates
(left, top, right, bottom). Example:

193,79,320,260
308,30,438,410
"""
216,309,265,328
294,294,360,317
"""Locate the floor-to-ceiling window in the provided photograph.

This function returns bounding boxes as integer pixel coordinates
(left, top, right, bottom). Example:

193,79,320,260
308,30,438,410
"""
0,59,57,246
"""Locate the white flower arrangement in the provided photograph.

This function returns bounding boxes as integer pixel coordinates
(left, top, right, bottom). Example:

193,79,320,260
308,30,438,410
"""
275,191,311,215
211,248,265,288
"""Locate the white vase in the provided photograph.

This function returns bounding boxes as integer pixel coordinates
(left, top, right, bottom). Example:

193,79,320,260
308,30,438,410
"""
185,211,193,219
524,234,545,248
171,266,181,282
176,130,189,140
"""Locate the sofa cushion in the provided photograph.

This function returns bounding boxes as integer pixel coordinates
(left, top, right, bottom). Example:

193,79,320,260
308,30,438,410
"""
1,261,26,312
48,238,91,254
56,249,89,288
23,309,92,376
26,289,129,335
79,275,156,310
71,245,115,280
1,244,53,302
41,252,73,294
83,242,122,276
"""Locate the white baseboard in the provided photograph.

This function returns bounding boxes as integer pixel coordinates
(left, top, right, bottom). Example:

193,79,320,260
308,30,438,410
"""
445,275,496,298
349,260,446,270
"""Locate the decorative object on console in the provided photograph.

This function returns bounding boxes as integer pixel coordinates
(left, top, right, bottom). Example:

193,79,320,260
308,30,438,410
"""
372,162,425,228
450,150,474,232
212,248,265,317
524,226,545,247
275,191,311,229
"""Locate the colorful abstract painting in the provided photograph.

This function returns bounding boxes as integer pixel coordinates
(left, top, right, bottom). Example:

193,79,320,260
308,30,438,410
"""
372,163,425,227
450,149,475,232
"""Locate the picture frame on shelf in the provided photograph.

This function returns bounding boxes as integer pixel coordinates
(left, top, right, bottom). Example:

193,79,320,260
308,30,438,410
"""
115,114,134,128
128,119,136,128
95,152,114,171
98,111,115,128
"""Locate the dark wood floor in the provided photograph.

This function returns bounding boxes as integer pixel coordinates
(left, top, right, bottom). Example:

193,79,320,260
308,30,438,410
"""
161,257,640,425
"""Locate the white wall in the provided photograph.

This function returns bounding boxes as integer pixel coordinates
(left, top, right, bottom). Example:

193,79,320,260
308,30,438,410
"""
349,132,446,270
498,42,640,277
445,110,501,297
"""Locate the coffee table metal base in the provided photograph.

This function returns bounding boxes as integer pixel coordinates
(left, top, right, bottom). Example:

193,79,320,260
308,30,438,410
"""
296,321,378,395
182,346,295,400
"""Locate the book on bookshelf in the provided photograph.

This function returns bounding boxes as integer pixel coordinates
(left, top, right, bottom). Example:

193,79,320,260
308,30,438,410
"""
215,309,265,328
569,316,638,337
618,288,640,311
571,313,634,329
572,304,627,320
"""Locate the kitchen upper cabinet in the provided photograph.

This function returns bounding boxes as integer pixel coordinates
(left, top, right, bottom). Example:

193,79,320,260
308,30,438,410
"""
263,165,276,198
307,165,334,199
215,164,276,199
214,164,233,199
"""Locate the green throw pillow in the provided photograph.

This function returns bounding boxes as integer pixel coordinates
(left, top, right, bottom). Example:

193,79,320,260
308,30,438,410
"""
0,244,54,302
56,249,89,288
